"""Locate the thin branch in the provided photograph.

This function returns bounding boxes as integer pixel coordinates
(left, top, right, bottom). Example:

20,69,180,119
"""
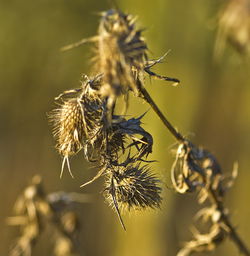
137,81,185,142
208,188,250,255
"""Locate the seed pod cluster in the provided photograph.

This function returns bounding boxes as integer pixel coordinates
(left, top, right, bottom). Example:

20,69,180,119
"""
50,8,181,229
61,9,179,115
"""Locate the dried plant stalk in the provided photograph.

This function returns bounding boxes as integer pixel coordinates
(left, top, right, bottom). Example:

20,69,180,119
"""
137,84,250,255
49,7,250,255
61,9,179,117
50,9,180,229
7,175,89,256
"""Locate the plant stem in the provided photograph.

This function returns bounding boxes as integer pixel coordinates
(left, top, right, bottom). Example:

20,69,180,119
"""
138,84,185,142
209,188,250,255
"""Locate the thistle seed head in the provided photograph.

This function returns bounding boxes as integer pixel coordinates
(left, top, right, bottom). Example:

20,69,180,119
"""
53,99,85,156
104,164,162,211
96,9,147,104
99,9,147,66
50,99,85,178
49,75,107,177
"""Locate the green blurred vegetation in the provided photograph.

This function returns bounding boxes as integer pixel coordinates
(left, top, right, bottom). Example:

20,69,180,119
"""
0,0,249,255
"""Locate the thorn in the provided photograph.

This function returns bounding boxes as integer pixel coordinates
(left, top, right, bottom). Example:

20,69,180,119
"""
80,167,105,187
60,157,66,179
60,36,98,52
111,177,126,231
60,156,74,179
66,157,74,178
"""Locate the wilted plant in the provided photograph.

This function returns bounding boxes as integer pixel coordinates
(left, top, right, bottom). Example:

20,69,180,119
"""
134,70,250,254
7,175,90,256
171,142,244,255
49,7,250,255
50,8,180,229
61,9,179,118
50,74,162,228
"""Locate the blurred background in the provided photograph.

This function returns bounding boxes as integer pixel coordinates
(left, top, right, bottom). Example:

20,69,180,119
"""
0,0,250,255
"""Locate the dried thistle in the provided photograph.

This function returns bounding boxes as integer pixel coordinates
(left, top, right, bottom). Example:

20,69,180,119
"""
52,8,178,231
79,113,154,189
96,9,147,101
104,164,162,211
61,9,146,116
215,0,250,57
49,75,107,177
102,164,161,230
49,74,161,231
50,99,86,178
61,9,179,118
52,8,249,254
7,176,87,256
171,141,222,198
134,61,249,254
169,139,249,255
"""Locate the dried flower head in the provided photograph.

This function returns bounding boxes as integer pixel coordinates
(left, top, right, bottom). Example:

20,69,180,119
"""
50,99,85,178
104,164,162,212
82,113,153,169
61,9,179,117
215,0,250,57
96,9,147,101
79,113,154,192
54,7,180,232
49,75,106,177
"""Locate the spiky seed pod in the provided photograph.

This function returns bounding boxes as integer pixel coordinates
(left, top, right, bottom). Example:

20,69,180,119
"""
61,9,180,115
49,75,107,176
96,9,147,107
50,99,85,177
104,165,162,211
79,114,155,189
54,99,85,156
